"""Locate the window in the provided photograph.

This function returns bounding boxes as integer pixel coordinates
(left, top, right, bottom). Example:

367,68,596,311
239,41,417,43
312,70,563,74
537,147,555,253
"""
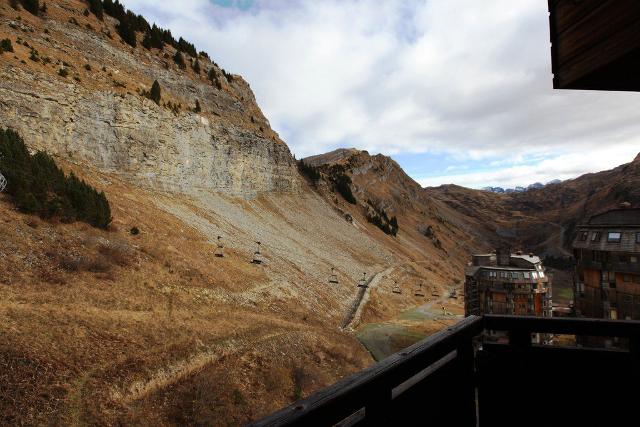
500,271,507,278
636,233,640,244
579,231,588,241
489,271,497,278
631,256,638,263
532,272,538,279
523,272,530,279
608,232,622,243
539,271,545,278
591,231,601,242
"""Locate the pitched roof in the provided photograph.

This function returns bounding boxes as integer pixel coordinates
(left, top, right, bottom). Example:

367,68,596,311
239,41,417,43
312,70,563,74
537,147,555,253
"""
588,209,640,226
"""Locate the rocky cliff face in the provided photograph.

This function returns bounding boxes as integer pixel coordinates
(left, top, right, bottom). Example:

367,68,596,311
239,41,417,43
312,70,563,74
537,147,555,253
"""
0,2,299,196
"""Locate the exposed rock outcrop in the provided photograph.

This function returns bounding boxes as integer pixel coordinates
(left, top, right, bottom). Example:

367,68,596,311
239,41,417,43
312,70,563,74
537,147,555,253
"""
0,4,299,196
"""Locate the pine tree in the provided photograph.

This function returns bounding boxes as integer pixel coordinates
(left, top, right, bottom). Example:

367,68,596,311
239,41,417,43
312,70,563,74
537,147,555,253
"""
0,128,111,229
192,59,200,74
149,80,161,104
20,0,40,16
173,51,186,69
117,15,137,47
194,99,201,113
87,0,103,19
142,24,164,50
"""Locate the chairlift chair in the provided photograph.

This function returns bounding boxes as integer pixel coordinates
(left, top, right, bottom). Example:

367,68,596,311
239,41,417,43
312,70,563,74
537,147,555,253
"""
392,280,402,294
431,286,440,297
328,268,339,284
357,272,368,288
0,172,6,193
252,241,263,264
414,283,425,297
214,235,225,258
449,288,458,299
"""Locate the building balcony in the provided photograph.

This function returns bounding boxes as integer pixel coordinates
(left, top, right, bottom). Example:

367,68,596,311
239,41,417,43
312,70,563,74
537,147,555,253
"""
611,262,640,274
252,315,640,426
579,260,640,274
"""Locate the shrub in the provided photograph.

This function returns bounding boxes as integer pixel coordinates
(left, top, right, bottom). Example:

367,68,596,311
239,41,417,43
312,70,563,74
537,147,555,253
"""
58,68,69,77
192,59,200,73
173,51,186,69
130,226,140,235
148,80,161,104
0,128,112,229
29,48,39,62
0,39,13,54
84,63,91,71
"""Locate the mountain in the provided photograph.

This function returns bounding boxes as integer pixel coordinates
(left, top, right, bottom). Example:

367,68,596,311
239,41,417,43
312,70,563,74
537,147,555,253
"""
3,2,638,424
482,186,505,193
0,3,469,425
483,181,555,194
0,1,298,195
427,152,640,258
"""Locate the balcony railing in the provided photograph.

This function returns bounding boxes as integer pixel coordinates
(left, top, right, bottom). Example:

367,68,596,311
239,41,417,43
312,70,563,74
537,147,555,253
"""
251,315,640,427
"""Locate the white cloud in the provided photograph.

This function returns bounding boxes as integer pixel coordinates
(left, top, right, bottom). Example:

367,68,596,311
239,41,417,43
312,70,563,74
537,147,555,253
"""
417,144,640,189
121,0,640,186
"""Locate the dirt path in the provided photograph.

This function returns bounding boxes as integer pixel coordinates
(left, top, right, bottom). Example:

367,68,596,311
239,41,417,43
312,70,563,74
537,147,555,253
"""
341,266,395,330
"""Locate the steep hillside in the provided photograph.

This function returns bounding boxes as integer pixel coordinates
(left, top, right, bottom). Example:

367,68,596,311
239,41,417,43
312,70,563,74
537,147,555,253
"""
304,148,489,273
0,0,298,195
0,2,476,425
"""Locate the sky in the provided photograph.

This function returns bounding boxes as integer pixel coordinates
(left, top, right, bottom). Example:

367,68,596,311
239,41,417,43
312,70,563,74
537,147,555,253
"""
120,0,640,189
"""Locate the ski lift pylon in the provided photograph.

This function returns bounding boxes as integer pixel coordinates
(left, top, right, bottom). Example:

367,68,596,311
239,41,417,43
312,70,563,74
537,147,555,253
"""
392,280,401,294
214,235,224,258
328,267,339,284
252,241,263,264
357,272,368,288
0,172,6,193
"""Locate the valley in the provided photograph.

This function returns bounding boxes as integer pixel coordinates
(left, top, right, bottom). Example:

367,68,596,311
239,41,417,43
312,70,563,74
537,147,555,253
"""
1,1,639,426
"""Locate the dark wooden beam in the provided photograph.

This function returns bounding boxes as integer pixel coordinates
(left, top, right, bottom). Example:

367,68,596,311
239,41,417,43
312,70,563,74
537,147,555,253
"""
548,0,640,91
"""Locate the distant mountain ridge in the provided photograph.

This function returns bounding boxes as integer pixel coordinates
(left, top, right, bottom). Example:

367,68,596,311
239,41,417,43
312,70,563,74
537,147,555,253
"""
482,179,561,194
427,152,640,257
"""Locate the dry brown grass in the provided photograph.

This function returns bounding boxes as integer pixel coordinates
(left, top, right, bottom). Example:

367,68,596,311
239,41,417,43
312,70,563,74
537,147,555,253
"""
0,161,376,426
